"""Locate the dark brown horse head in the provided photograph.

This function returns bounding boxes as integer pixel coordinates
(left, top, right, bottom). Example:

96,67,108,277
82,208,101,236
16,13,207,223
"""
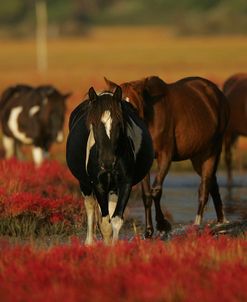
104,76,167,120
37,85,71,144
104,77,145,117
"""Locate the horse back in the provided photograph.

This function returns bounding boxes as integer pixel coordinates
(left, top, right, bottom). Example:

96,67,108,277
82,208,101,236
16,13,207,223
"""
169,77,228,156
0,85,33,113
66,104,92,195
141,77,228,159
223,73,247,136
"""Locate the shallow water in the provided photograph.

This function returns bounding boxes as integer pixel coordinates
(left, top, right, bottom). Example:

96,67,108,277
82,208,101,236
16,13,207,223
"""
126,172,247,228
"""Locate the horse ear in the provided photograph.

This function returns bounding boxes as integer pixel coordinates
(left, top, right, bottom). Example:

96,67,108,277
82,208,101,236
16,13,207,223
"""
104,77,118,91
88,87,98,102
46,87,55,96
113,85,122,101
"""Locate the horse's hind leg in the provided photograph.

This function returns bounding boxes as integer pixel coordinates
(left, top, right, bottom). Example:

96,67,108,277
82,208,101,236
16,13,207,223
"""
108,191,117,218
32,146,45,166
210,175,228,224
151,152,172,234
225,136,232,188
191,151,223,225
224,134,237,189
141,173,154,238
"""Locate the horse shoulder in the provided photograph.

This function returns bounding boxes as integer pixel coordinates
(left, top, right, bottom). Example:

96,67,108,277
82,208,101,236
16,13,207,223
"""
69,100,90,131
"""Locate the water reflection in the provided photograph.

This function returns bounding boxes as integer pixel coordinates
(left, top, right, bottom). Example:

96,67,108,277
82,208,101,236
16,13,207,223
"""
127,172,247,225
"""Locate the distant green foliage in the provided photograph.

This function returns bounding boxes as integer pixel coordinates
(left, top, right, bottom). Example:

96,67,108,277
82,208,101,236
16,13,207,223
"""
0,0,247,36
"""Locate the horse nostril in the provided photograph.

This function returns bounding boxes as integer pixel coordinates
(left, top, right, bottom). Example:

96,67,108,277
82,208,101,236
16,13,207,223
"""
100,162,115,172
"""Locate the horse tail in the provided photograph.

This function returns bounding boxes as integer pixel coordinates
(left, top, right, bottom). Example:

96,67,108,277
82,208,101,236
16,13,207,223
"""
0,87,16,110
0,87,18,123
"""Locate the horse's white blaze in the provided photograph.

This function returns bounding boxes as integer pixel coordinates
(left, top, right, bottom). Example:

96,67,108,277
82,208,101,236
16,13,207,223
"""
125,97,130,102
84,194,96,245
29,105,40,116
56,131,64,142
109,192,117,218
2,135,15,158
101,110,112,138
32,147,44,166
86,126,95,171
127,117,142,157
194,214,202,225
8,107,33,144
111,216,123,243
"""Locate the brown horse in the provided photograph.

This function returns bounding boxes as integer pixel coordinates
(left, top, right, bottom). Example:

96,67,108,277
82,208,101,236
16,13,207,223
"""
223,73,247,187
105,76,229,237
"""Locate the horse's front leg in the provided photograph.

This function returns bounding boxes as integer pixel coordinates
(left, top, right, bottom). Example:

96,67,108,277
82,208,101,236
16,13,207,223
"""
111,183,132,243
141,174,154,238
95,191,113,245
152,151,172,234
84,194,97,245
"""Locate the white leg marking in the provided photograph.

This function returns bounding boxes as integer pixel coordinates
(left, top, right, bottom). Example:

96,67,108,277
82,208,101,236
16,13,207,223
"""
100,215,112,245
216,213,230,226
32,147,44,166
84,195,96,245
56,131,64,143
86,126,95,172
2,135,15,158
101,110,112,138
8,107,33,144
111,216,123,243
194,214,202,225
108,192,117,218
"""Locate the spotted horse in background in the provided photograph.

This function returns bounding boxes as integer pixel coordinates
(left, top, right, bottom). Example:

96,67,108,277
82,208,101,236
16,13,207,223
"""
0,84,71,166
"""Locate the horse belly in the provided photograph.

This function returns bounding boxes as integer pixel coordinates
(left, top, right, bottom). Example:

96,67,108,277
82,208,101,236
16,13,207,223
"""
174,125,216,160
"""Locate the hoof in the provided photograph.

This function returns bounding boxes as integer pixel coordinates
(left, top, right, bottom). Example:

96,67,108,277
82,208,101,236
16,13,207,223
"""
215,218,230,227
157,218,172,233
144,228,154,239
156,230,172,241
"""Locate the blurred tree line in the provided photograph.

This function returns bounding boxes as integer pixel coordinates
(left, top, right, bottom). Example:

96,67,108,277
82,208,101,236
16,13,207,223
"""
0,0,247,37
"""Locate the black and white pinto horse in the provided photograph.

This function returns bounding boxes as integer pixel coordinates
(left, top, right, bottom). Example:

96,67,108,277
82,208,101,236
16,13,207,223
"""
66,86,154,244
0,84,70,165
